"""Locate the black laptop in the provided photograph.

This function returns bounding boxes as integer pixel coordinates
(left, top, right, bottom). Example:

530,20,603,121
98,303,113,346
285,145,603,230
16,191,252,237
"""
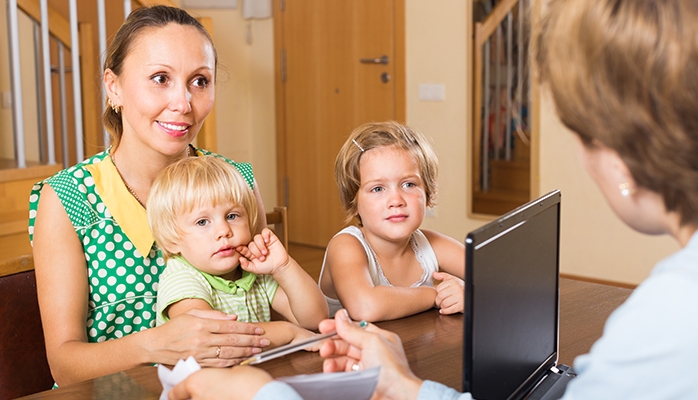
463,190,576,400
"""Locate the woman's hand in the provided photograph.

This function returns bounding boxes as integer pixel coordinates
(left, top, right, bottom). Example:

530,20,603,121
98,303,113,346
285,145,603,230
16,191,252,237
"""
432,271,465,314
168,365,274,400
318,309,423,400
154,309,270,367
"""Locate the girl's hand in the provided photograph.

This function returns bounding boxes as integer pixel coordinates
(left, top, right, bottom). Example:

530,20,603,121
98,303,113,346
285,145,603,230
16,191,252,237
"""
318,309,423,400
432,272,465,315
236,228,290,275
288,327,325,352
156,309,270,368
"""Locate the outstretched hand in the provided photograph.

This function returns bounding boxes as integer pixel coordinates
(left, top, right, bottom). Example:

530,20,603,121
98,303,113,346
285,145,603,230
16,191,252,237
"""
432,271,465,315
236,228,290,276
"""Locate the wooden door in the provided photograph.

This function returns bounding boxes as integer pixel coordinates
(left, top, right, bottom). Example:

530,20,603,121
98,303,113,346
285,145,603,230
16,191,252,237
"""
274,0,405,247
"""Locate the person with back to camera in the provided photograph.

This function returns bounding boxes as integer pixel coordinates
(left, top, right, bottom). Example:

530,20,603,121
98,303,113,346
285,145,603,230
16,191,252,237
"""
28,5,274,386
148,156,328,349
318,121,466,322
168,0,698,399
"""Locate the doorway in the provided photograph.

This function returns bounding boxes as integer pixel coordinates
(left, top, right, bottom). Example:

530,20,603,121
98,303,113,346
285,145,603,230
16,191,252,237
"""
273,0,406,247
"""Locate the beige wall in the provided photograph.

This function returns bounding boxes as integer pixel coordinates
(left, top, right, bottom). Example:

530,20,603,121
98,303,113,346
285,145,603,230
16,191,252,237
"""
406,0,678,286
538,93,678,284
1,1,678,285
404,0,677,286
195,0,678,286
182,6,278,213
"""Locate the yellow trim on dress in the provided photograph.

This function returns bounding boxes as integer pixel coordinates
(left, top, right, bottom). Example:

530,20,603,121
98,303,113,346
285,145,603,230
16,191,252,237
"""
85,158,155,258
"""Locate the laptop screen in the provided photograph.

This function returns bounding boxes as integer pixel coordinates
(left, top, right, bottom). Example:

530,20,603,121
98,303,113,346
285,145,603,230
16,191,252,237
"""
463,190,562,400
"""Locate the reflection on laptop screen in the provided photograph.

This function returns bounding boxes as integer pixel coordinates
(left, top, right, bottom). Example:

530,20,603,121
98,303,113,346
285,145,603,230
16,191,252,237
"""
463,190,563,400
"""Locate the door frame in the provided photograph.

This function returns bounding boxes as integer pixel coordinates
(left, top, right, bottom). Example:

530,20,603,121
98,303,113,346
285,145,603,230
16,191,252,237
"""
272,0,407,224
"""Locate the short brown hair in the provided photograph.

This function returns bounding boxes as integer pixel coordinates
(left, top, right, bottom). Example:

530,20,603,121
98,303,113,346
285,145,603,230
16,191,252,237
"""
535,0,698,226
147,156,258,260
103,5,215,148
335,121,439,224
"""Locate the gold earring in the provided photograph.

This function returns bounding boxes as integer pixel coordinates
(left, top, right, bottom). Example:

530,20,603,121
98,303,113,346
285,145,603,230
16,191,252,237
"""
619,182,635,197
107,98,121,114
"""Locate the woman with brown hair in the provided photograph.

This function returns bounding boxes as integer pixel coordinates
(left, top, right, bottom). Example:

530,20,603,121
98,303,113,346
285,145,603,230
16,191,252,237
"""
29,5,270,386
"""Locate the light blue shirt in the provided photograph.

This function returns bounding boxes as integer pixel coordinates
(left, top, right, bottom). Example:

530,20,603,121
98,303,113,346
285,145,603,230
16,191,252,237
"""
559,230,698,399
254,381,303,400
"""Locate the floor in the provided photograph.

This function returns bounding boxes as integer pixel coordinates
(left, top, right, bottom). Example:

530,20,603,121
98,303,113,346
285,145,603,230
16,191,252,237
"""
288,244,325,282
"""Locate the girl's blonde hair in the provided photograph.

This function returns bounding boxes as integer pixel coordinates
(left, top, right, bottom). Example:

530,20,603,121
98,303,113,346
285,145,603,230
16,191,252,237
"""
147,156,258,259
535,0,698,226
334,121,439,225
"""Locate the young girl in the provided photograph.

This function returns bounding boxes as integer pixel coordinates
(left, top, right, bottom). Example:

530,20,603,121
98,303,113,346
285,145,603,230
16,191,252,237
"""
319,121,465,321
148,156,328,351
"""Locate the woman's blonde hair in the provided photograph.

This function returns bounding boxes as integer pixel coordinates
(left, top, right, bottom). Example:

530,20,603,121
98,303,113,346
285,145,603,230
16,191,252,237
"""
535,0,698,226
334,121,439,225
147,156,258,259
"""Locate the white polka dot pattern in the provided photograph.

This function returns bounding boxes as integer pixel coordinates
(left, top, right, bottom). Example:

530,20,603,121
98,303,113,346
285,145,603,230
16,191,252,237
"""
27,148,256,343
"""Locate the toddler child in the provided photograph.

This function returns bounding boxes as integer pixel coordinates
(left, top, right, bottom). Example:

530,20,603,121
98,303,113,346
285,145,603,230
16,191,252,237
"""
148,156,329,351
319,121,465,321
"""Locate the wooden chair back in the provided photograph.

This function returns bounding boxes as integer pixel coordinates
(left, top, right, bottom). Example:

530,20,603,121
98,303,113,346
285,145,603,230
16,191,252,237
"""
0,254,54,399
265,206,289,249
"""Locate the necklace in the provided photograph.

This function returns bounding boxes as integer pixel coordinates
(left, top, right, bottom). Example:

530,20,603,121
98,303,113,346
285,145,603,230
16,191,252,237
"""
110,146,191,209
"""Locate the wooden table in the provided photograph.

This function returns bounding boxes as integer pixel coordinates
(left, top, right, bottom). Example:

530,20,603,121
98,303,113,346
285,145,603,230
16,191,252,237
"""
19,278,632,399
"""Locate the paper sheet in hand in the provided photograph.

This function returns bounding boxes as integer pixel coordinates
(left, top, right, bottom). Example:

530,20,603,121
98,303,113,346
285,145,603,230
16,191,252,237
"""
157,356,201,400
278,367,380,400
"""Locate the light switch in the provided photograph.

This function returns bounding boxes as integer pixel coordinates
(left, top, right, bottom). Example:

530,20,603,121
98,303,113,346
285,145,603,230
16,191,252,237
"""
419,84,445,102
2,91,12,109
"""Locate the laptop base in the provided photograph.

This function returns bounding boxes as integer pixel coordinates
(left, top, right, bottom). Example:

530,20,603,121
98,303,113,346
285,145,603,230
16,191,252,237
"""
526,364,576,400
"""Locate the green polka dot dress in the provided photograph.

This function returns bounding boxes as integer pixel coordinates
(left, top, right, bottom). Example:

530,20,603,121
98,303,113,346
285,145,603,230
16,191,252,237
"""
27,147,255,343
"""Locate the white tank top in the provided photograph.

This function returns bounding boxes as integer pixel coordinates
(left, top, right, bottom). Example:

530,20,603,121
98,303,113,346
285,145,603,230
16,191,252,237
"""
318,226,439,317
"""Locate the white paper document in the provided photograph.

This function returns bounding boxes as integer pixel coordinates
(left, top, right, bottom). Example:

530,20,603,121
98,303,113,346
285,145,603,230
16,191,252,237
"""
277,367,380,400
158,357,379,400
158,356,201,400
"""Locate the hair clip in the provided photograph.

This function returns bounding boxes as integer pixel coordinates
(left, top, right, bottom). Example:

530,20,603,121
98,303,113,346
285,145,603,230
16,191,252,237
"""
352,139,364,152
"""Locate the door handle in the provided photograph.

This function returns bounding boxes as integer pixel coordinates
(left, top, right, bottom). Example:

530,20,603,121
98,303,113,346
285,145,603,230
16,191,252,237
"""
360,55,389,65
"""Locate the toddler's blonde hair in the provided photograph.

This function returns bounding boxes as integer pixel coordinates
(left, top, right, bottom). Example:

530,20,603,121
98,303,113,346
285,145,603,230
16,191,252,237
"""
147,156,258,260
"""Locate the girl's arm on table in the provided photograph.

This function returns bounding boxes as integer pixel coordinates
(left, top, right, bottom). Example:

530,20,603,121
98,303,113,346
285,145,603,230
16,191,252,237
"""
324,234,437,322
33,186,267,385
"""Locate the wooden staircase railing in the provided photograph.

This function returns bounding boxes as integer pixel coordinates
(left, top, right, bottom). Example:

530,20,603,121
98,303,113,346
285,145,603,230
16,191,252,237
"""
0,0,222,263
472,0,531,216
